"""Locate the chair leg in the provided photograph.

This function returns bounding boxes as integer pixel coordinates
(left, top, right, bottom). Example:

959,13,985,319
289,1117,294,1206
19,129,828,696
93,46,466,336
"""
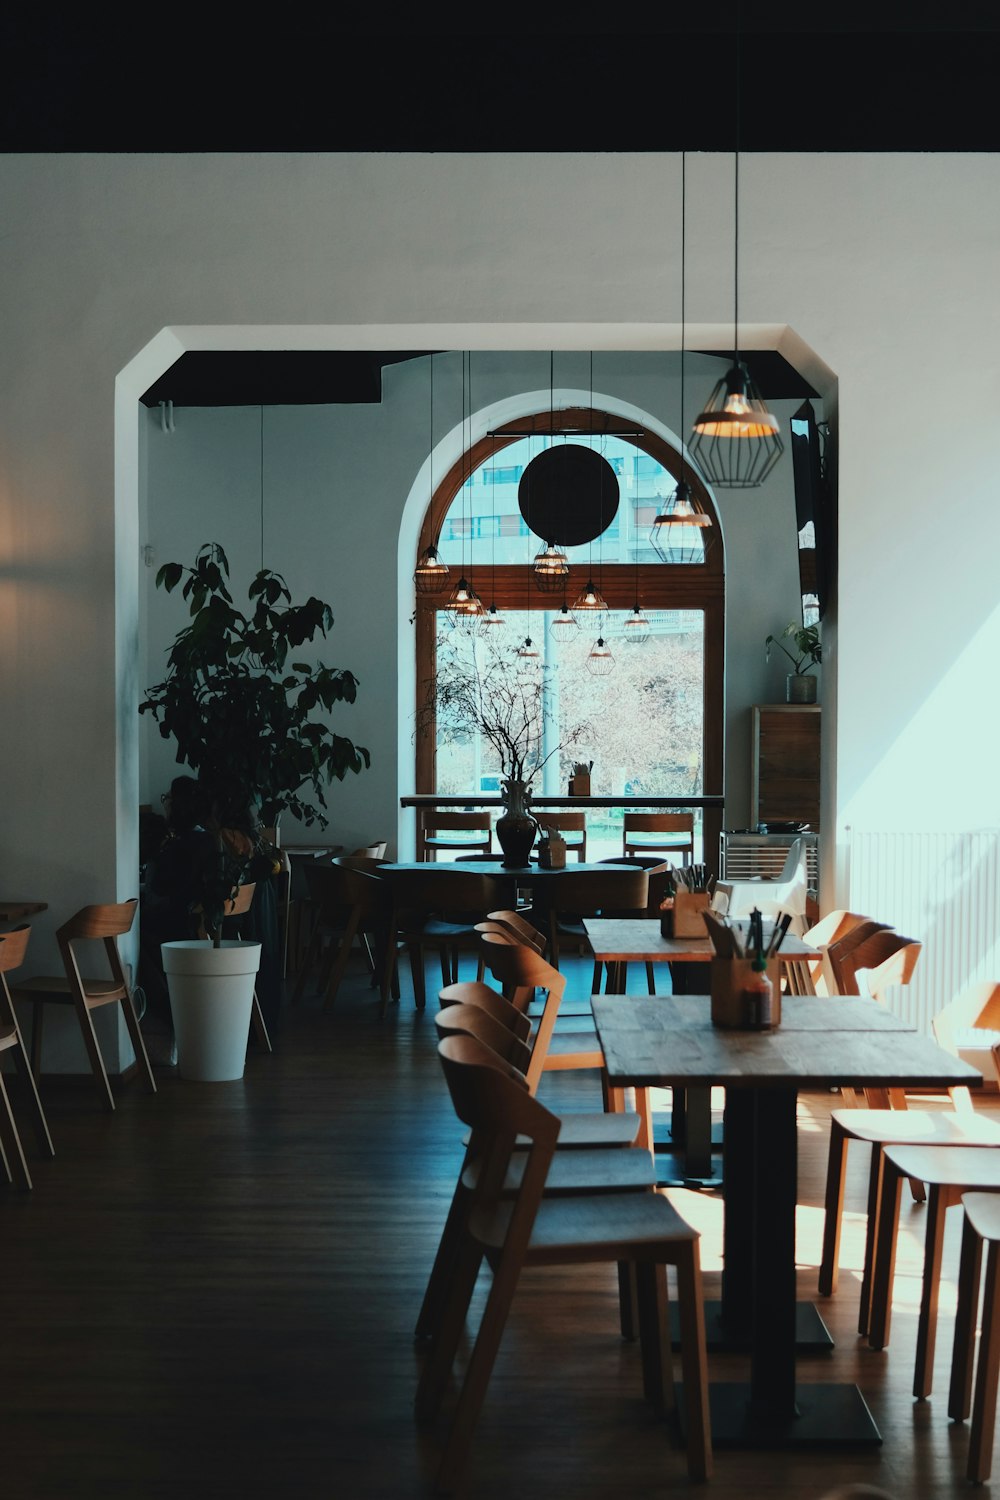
969,1238,1000,1482
674,1241,713,1481
414,1175,480,1344
120,994,157,1096
914,1185,952,1399
950,1209,984,1422
9,1031,55,1157
251,991,272,1052
415,1231,489,1424
818,1119,849,1297
646,961,656,995
0,1071,31,1188
859,1142,885,1336
407,944,427,1010
635,1260,672,1408
74,999,116,1112
31,1000,44,1080
322,908,363,1009
435,1243,525,1494
868,1157,905,1351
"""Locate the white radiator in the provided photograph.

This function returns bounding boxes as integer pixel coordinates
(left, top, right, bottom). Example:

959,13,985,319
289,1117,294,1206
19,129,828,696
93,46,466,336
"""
848,829,1000,1034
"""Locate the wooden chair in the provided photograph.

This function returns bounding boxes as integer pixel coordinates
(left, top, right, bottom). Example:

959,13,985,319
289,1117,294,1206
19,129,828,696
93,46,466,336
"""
11,899,156,1112
0,926,55,1188
622,811,695,864
218,883,273,1051
868,1142,1000,1399
949,1187,1000,1481
381,870,508,1013
437,980,641,1148
534,811,587,861
417,810,492,862
351,841,387,858
290,860,390,1008
535,867,650,972
802,909,884,995
415,1034,712,1488
818,979,1000,1333
597,858,675,994
417,1003,656,1345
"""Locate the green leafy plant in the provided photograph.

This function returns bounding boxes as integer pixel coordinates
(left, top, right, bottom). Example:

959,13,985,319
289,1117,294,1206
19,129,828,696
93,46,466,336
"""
765,621,822,676
140,544,370,831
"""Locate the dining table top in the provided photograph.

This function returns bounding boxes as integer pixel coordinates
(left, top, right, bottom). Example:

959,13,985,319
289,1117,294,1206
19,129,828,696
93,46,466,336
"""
379,860,646,879
0,899,48,923
583,917,816,963
592,993,983,1091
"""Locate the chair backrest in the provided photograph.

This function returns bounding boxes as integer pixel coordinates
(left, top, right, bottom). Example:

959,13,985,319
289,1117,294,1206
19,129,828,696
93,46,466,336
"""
56,899,139,998
824,919,896,994
482,909,545,952
317,859,385,913
435,1000,533,1077
804,910,881,993
418,810,492,860
932,981,1000,1109
0,923,31,975
830,928,921,1000
437,1033,559,1155
224,882,256,919
622,812,695,858
389,869,507,917
438,980,533,1042
351,842,387,858
544,867,649,919
535,812,587,859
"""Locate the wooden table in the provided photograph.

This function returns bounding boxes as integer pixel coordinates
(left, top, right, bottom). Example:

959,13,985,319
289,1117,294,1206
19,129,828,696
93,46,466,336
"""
592,992,982,1450
0,900,47,923
584,919,819,1186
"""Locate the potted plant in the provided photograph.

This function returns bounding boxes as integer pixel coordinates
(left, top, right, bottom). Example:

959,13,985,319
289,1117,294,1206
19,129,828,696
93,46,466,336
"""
141,543,371,1077
140,543,370,827
765,621,822,704
422,632,590,868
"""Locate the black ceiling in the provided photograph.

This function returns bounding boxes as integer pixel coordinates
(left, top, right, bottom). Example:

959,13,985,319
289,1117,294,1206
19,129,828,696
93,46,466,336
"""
140,350,817,410
4,13,1000,152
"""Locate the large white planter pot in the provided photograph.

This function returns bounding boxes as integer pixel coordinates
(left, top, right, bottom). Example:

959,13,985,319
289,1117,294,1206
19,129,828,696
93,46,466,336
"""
161,940,262,1082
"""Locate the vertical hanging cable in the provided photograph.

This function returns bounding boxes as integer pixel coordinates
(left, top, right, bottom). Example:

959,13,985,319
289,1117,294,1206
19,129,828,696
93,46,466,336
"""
260,404,265,573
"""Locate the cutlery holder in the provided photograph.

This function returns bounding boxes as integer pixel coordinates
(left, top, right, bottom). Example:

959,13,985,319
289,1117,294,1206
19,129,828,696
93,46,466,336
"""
673,890,711,938
710,956,782,1029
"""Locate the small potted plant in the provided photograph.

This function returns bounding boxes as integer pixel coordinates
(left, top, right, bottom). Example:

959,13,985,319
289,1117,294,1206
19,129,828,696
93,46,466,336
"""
765,621,822,704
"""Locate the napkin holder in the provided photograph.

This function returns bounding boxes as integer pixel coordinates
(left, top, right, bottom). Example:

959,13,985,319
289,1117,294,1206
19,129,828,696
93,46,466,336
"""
536,829,566,869
710,956,782,1029
569,761,592,797
673,890,711,938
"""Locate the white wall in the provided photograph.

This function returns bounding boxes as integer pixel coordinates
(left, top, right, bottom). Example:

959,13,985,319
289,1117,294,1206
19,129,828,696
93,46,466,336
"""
139,353,806,857
2,150,998,1062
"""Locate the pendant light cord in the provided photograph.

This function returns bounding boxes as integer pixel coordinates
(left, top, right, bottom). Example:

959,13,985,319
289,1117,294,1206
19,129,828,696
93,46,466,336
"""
734,6,741,366
680,150,686,492
259,404,264,572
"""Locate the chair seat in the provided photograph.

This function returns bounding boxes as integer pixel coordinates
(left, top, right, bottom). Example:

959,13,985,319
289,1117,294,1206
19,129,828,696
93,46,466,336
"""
463,1144,656,1195
883,1142,1000,1188
13,975,126,1006
472,1188,700,1256
538,1111,641,1147
832,1107,1000,1148
544,1030,603,1064
0,1023,17,1051
420,918,479,939
962,1190,1000,1241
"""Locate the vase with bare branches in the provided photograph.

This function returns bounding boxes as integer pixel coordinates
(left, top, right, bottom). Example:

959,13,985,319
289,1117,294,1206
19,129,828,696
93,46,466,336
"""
424,631,591,868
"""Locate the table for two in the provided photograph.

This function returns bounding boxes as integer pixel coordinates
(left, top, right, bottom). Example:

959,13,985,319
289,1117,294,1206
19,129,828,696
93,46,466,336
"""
592,991,982,1449
585,918,817,1186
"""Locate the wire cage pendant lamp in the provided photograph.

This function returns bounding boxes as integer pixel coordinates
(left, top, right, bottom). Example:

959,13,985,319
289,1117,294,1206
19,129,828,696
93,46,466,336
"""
446,353,485,631
689,87,783,488
413,354,451,595
651,152,714,563
586,634,615,677
550,599,579,642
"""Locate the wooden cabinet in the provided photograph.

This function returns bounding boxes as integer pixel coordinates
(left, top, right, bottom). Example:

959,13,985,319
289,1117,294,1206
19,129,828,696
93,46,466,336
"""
751,704,821,831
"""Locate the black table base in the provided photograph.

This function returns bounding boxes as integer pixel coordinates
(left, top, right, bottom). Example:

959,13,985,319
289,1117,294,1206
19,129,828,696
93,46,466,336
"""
676,1381,882,1448
669,1299,835,1354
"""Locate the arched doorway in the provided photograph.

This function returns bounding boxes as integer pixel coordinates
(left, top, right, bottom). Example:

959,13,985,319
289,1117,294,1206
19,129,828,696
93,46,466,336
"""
414,403,725,863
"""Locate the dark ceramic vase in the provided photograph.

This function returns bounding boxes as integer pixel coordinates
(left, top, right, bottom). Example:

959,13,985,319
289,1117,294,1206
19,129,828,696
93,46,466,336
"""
496,779,537,869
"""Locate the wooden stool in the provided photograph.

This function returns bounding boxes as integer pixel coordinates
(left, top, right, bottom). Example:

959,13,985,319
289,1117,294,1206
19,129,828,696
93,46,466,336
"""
949,1191,1000,1481
0,925,55,1188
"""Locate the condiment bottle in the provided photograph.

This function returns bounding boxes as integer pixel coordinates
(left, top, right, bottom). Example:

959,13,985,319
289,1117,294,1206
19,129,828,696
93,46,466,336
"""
742,957,774,1029
659,897,675,939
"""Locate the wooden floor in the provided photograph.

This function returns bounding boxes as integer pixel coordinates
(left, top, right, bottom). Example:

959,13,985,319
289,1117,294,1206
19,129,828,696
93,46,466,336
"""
3,951,997,1499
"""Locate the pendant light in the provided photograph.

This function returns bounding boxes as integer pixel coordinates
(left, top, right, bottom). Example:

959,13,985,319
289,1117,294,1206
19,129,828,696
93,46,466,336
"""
447,353,485,630
413,354,450,595
623,604,651,645
690,47,783,489
532,354,571,592
550,598,579,643
586,635,615,677
479,439,507,636
651,151,715,562
572,576,609,624
517,634,540,660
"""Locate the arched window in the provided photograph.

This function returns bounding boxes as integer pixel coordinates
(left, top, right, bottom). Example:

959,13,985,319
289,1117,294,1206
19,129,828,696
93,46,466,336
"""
415,407,724,862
